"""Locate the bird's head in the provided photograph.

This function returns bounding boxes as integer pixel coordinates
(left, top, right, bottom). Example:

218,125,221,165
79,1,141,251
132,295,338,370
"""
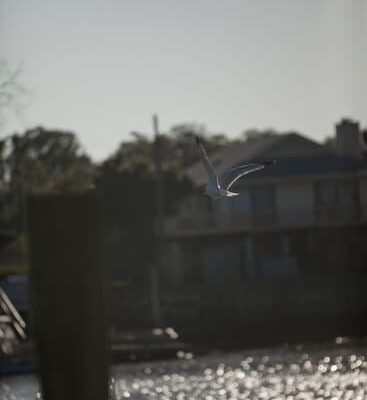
262,159,276,166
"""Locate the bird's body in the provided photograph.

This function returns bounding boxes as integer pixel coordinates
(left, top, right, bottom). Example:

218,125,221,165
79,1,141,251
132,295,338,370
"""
195,135,275,199
205,178,238,198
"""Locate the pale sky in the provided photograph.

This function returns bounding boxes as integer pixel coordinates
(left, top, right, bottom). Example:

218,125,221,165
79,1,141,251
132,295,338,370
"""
1,0,366,160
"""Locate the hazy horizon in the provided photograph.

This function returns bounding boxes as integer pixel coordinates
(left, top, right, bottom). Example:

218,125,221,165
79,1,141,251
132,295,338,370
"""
1,0,366,161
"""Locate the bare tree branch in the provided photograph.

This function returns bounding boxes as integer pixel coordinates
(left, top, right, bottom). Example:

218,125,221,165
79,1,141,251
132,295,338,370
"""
0,60,28,127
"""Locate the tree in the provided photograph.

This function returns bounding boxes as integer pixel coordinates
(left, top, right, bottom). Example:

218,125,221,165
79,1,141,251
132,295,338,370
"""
7,127,93,192
96,130,194,285
0,127,94,231
0,60,27,128
242,128,279,142
169,123,229,167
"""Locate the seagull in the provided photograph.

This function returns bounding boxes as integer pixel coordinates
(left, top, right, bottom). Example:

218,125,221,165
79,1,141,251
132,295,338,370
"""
195,135,275,199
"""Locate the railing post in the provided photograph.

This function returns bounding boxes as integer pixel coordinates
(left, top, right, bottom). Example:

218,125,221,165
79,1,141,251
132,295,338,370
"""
27,193,108,400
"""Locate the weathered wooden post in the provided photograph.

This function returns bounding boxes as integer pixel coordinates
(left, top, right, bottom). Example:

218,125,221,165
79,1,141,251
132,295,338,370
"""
27,193,109,400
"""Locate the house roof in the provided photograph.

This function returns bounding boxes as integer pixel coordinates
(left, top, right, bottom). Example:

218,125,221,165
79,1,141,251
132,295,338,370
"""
186,132,366,187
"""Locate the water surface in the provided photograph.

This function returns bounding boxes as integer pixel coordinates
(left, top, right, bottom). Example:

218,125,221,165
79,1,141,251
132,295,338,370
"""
1,340,367,399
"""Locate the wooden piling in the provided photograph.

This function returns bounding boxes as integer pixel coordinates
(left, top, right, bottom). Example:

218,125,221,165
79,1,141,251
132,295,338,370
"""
27,193,108,400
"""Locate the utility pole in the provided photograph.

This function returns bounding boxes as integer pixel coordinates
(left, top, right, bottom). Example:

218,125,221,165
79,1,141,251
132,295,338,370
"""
151,114,163,328
153,114,164,241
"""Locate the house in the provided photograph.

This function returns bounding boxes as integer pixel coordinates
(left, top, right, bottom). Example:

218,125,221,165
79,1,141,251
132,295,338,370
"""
155,119,367,342
162,119,367,286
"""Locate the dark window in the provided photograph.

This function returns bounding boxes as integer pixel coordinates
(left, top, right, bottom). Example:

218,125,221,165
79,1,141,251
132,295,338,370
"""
314,179,359,221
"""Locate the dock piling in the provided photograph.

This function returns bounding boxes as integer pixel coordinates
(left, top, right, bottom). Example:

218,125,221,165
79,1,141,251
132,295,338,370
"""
27,193,109,400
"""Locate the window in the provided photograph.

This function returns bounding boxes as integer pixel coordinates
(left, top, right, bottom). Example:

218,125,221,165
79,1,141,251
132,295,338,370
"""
314,179,359,220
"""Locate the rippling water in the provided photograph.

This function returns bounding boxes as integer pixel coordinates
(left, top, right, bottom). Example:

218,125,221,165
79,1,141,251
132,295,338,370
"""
1,340,367,400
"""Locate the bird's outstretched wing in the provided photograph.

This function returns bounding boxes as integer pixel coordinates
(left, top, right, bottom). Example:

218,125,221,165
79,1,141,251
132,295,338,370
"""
195,135,217,182
220,161,275,191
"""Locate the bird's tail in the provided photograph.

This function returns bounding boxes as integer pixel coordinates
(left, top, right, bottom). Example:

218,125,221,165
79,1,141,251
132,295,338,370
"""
226,191,239,197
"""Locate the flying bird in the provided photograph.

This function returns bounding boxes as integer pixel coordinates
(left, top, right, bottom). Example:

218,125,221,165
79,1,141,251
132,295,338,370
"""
195,135,275,199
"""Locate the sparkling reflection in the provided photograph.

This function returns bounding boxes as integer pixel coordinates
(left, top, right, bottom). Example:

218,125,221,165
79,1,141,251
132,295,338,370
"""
1,341,367,399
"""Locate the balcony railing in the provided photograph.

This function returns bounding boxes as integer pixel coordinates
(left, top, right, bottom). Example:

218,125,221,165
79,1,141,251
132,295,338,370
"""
164,206,365,237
